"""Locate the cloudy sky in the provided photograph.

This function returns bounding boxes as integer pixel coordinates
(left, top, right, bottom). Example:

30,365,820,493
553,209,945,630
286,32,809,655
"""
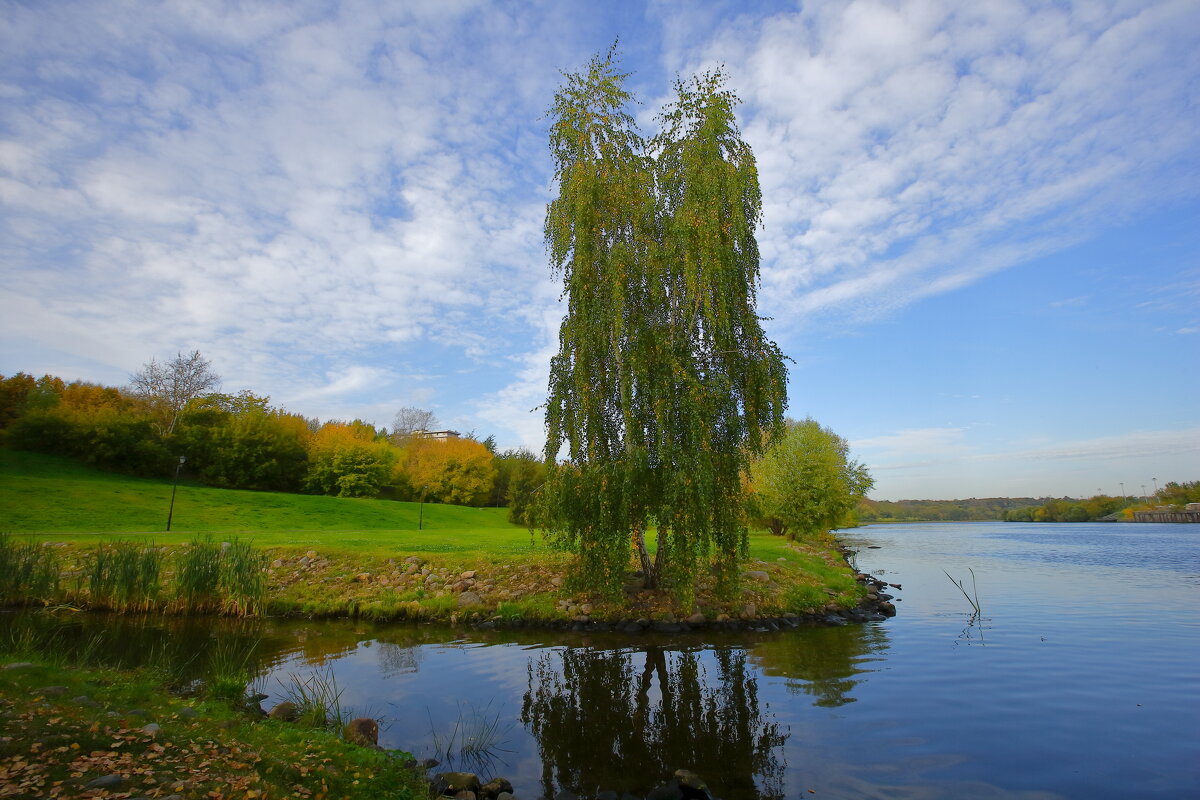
2,0,1197,500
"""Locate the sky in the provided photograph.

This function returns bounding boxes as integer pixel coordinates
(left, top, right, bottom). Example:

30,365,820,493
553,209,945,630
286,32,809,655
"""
2,0,1197,501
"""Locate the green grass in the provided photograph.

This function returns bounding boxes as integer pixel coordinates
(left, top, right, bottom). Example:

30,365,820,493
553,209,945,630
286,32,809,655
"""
0,448,541,559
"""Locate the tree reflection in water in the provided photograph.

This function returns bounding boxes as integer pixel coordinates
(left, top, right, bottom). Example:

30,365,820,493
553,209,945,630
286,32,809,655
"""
522,646,787,800
748,624,889,708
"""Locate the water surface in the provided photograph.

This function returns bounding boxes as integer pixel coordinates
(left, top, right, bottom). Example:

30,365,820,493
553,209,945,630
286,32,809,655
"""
7,522,1198,799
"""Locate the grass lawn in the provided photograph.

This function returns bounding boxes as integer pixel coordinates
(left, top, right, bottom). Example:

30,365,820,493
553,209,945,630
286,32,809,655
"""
0,448,543,559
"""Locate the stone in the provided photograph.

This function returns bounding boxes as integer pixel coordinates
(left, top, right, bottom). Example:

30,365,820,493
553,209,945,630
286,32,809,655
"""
743,570,771,582
72,695,100,707
740,603,757,619
685,612,706,625
85,775,125,789
878,601,897,616
436,772,481,793
457,591,483,608
142,723,161,736
355,573,371,582
2,662,34,670
460,570,476,579
344,717,379,746
178,707,199,719
39,685,68,695
271,559,284,568
306,550,318,559
268,701,299,721
479,778,514,799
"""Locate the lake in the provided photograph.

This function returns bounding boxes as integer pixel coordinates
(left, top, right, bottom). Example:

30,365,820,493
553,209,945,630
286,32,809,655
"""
7,521,1198,799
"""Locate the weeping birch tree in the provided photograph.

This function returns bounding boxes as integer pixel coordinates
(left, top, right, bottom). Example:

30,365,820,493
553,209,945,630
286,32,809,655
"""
540,48,787,598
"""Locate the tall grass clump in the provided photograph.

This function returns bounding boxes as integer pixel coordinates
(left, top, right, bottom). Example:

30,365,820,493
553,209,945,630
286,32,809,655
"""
280,669,347,731
0,533,61,606
219,539,268,616
172,536,267,616
174,536,224,613
86,540,163,611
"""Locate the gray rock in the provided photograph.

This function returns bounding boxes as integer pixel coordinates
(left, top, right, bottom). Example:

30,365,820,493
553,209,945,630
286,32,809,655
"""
479,778,513,799
457,591,483,607
72,695,100,707
268,701,299,721
142,723,161,736
743,570,771,582
178,706,199,719
685,612,706,625
2,662,34,670
39,685,68,695
436,772,481,793
85,774,125,789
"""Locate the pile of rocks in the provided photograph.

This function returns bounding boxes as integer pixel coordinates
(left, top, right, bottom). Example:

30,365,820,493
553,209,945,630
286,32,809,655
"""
427,768,718,800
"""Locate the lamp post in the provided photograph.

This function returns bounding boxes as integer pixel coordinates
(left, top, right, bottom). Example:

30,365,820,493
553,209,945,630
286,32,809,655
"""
1142,485,1147,503
1152,478,1159,500
418,485,429,530
166,455,186,531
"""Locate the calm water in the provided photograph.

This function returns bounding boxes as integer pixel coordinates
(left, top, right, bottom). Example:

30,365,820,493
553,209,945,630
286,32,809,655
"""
7,522,1199,799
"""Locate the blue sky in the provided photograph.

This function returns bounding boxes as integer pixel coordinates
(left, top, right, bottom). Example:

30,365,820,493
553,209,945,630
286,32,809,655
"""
2,0,1197,500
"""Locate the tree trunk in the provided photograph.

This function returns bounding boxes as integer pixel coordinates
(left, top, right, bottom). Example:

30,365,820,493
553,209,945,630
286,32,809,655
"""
632,524,654,581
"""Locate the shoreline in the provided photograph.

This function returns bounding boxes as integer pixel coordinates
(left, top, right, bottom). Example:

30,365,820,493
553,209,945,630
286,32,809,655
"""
6,533,897,631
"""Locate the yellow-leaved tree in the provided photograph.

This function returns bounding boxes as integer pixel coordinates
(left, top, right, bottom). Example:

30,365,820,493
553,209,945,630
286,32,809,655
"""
402,437,497,507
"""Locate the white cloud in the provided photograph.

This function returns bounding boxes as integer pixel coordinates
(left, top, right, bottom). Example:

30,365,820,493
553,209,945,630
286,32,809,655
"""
655,0,1200,332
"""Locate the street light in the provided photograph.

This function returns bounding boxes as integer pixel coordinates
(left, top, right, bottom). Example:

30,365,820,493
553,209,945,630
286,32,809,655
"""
166,455,186,531
418,485,429,530
1120,482,1125,500
1152,477,1159,500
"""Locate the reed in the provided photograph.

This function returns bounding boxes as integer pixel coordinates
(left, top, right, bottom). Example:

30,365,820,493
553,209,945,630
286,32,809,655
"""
943,568,982,615
174,536,223,613
0,533,61,605
205,636,259,702
86,540,163,611
218,539,267,616
279,669,347,731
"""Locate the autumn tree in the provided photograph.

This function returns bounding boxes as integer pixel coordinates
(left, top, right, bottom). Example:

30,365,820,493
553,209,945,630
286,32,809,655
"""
304,420,396,498
129,350,221,435
747,418,874,540
539,49,787,597
401,436,497,506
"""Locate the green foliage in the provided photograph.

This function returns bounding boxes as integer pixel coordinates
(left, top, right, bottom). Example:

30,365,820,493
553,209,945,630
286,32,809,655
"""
176,401,309,492
1157,480,1200,507
8,406,173,476
1006,493,1137,522
540,47,787,597
748,418,873,541
860,497,1039,522
491,448,545,525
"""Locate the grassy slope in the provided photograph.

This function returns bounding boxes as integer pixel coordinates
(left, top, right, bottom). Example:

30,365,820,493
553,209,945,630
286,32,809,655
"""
0,448,539,558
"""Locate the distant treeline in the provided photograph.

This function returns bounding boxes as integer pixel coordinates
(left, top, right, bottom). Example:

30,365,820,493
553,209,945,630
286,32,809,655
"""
857,497,1040,523
0,371,543,524
857,482,1199,524
1004,481,1199,522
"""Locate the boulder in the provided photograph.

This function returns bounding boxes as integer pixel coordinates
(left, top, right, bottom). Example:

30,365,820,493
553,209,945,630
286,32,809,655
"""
85,775,125,790
479,778,514,800
743,570,771,582
674,770,711,800
435,772,481,795
457,591,483,608
268,701,299,721
344,717,379,746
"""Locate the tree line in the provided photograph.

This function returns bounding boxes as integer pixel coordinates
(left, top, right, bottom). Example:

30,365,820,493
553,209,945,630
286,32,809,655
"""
0,356,544,525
